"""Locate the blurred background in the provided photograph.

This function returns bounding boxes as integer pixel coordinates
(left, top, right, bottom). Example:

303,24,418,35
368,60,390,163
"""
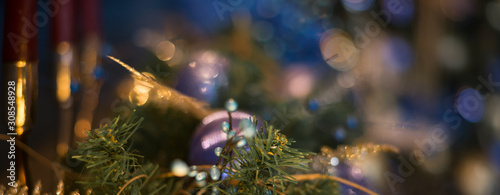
1,0,500,194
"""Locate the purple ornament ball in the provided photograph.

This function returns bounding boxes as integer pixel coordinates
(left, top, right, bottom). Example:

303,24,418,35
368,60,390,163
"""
189,110,263,165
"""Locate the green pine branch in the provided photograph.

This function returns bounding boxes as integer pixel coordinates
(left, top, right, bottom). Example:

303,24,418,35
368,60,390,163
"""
72,113,165,195
205,119,316,195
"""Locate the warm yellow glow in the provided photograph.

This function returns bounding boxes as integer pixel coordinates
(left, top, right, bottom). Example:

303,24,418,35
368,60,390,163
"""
56,143,69,156
157,88,172,100
16,74,23,97
16,61,26,67
81,46,97,75
15,97,26,128
74,119,91,138
15,74,26,131
129,81,151,106
56,42,71,54
16,127,24,136
155,41,176,61
55,44,73,104
142,72,156,80
57,66,71,102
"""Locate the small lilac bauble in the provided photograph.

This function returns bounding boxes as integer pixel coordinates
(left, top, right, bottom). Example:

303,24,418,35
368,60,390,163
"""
189,110,263,165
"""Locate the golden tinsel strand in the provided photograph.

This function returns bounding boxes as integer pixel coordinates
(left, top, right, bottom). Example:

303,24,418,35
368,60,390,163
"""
0,181,84,195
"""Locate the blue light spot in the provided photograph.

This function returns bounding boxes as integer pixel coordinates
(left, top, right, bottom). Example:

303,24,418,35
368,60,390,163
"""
347,116,358,129
308,100,320,111
334,127,346,140
384,36,413,73
70,81,80,93
456,88,485,123
382,0,414,27
93,66,105,79
341,0,375,12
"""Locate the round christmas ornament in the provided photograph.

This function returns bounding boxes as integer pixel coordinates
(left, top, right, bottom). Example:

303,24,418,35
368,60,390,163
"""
189,110,263,165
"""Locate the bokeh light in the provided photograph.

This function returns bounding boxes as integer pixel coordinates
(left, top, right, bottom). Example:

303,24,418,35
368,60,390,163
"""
155,41,176,61
341,0,375,13
334,127,346,141
382,0,415,27
284,66,315,99
129,79,153,106
337,72,356,88
251,20,274,42
176,51,228,104
457,157,496,195
456,88,485,123
437,35,468,72
171,159,189,177
13,1,500,194
383,36,413,73
320,29,359,71
330,157,340,166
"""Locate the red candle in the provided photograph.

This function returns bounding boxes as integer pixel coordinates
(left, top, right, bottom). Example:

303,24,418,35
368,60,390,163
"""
2,0,38,61
81,0,102,35
52,0,76,44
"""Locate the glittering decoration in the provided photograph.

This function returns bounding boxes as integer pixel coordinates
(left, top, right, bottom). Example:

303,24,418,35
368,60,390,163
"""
227,130,236,139
225,99,238,112
33,181,41,195
69,190,81,195
189,110,263,165
56,181,64,195
320,143,399,163
108,56,211,119
214,147,223,156
238,118,251,129
0,181,84,195
171,159,189,177
242,122,256,139
236,138,247,148
330,157,340,166
196,172,207,182
212,187,219,195
210,165,221,181
221,121,230,133
307,144,398,193
188,166,198,177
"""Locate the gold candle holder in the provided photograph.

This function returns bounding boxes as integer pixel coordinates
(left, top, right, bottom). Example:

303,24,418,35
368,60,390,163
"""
2,60,38,187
